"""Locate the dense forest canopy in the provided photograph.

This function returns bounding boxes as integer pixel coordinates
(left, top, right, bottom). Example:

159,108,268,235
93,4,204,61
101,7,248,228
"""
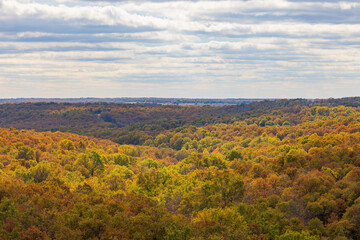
1,97,360,144
1,98,360,239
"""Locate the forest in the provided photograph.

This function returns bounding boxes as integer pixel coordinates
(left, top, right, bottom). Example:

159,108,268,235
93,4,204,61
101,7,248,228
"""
1,98,360,239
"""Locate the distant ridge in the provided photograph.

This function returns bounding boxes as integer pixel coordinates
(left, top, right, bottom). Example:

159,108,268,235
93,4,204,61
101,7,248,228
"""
0,97,267,106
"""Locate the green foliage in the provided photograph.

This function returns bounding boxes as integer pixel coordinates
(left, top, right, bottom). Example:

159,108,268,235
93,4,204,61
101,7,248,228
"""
241,138,252,148
14,167,34,182
141,158,159,169
308,217,326,237
32,162,51,183
225,149,242,161
88,151,104,176
111,154,130,166
276,230,320,240
191,207,247,239
59,139,75,151
15,144,34,160
344,200,360,238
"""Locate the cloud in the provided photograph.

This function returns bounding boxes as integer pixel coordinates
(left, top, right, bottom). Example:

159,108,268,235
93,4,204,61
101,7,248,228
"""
0,0,359,98
2,0,360,37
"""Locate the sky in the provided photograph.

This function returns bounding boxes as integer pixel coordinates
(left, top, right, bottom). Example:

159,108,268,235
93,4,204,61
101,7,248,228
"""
0,0,359,99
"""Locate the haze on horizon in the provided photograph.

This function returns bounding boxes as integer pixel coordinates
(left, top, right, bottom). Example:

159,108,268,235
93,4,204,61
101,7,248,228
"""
0,0,359,99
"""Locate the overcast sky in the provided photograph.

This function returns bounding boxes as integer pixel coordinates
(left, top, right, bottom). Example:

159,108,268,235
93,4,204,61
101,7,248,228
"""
0,0,359,98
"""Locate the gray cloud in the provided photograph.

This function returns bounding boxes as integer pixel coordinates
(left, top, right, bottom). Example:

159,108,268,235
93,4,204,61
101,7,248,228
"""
0,0,359,98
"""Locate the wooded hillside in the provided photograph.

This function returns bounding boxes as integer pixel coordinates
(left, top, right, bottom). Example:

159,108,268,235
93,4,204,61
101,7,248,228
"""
1,99,360,239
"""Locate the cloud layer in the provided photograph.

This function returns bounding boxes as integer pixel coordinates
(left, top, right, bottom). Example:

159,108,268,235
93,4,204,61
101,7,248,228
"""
0,0,359,98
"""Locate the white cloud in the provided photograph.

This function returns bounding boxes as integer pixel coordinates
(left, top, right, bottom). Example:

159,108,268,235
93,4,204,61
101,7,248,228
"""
0,0,359,98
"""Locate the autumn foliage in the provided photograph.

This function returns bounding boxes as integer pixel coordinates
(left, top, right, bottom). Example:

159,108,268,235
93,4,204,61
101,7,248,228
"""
1,99,360,239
